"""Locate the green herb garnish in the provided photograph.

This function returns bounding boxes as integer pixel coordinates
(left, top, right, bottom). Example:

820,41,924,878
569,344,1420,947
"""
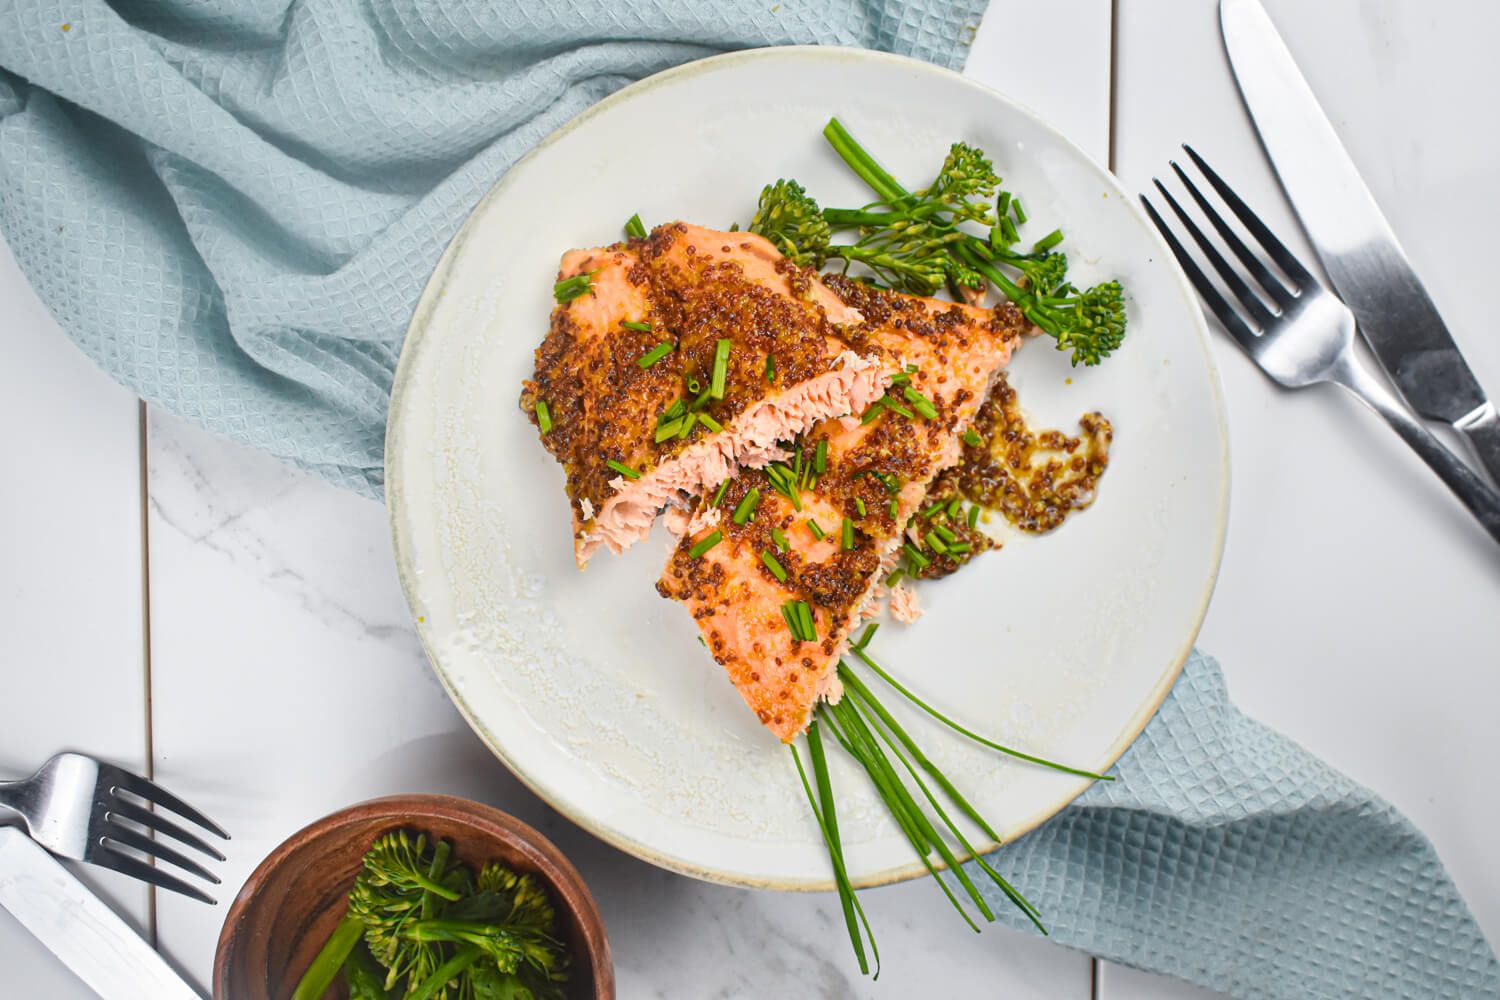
841,517,855,551
962,427,984,448
607,459,641,480
765,355,776,383
711,479,731,507
732,488,762,526
710,338,731,399
553,269,598,304
902,387,939,420
772,527,789,552
689,530,723,559
622,319,654,332
761,550,788,582
636,342,673,368
807,519,826,541
535,400,552,434
625,213,648,240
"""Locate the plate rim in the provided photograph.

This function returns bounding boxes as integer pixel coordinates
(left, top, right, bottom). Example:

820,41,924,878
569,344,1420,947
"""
386,44,1231,892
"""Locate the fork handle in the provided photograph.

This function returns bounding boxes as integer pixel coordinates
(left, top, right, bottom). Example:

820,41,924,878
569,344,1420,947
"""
1333,356,1500,544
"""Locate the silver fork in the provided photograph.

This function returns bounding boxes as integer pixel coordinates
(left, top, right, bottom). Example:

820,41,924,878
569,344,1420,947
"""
1142,147,1500,544
0,752,229,903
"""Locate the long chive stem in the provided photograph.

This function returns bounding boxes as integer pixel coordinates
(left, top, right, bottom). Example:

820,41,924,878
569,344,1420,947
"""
850,646,1111,781
607,459,641,480
803,725,880,976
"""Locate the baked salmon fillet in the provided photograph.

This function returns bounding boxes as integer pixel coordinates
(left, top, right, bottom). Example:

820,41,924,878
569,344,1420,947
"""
521,223,894,567
658,278,1025,741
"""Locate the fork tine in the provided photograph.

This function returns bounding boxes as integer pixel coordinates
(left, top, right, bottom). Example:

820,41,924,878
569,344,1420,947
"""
1152,177,1277,326
105,798,226,861
1168,161,1296,311
92,844,216,904
1182,145,1316,287
100,824,220,884
104,768,228,840
1141,195,1260,353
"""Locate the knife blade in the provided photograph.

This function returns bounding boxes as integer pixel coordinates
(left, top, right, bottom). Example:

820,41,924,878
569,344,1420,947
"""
1220,0,1500,484
0,827,203,999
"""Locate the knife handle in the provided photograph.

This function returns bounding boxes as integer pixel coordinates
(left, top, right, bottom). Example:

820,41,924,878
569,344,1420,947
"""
1456,403,1500,490
1333,357,1500,544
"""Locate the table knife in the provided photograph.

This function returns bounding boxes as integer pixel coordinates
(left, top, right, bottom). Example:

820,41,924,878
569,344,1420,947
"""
0,826,202,999
1220,0,1500,484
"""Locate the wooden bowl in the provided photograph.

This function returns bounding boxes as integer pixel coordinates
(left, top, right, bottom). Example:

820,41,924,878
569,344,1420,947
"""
214,794,613,1000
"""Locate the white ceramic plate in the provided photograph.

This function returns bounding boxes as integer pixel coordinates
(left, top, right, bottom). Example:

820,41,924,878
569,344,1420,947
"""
387,47,1227,890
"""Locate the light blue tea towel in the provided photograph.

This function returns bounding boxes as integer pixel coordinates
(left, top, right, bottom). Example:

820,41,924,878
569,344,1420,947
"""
0,4,1495,998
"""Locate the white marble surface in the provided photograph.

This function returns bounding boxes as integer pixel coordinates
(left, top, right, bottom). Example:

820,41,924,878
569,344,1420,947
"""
3,0,1498,998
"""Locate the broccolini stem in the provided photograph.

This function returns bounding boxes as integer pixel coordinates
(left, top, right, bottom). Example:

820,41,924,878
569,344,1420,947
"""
822,118,912,205
406,944,483,1000
291,911,366,1000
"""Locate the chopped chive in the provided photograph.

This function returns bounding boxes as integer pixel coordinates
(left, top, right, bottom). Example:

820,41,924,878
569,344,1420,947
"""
636,341,674,368
962,428,983,448
535,399,552,434
676,412,698,439
761,550,788,582
765,355,776,383
807,519,826,541
794,442,804,480
948,541,972,553
621,319,654,333
698,412,723,433
933,523,957,545
881,395,915,419
780,602,799,637
841,517,855,551
885,568,905,587
902,387,939,420
654,419,681,443
905,363,918,374
920,500,946,520
710,338,731,399
689,386,711,412
1033,228,1064,253
607,459,642,480
926,532,949,556
624,213,648,240
860,398,886,425
553,269,598,304
685,375,703,394
796,601,817,641
663,398,686,421
889,499,899,519
855,497,866,517
888,371,911,387
997,191,1011,221
947,497,962,518
968,505,980,529
814,439,828,475
732,488,762,525
903,543,930,569
772,527,789,552
711,479,731,507
1012,198,1027,224
688,530,723,559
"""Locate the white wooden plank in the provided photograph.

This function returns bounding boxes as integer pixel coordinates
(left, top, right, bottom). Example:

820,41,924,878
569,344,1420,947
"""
1104,1,1500,997
0,239,150,997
